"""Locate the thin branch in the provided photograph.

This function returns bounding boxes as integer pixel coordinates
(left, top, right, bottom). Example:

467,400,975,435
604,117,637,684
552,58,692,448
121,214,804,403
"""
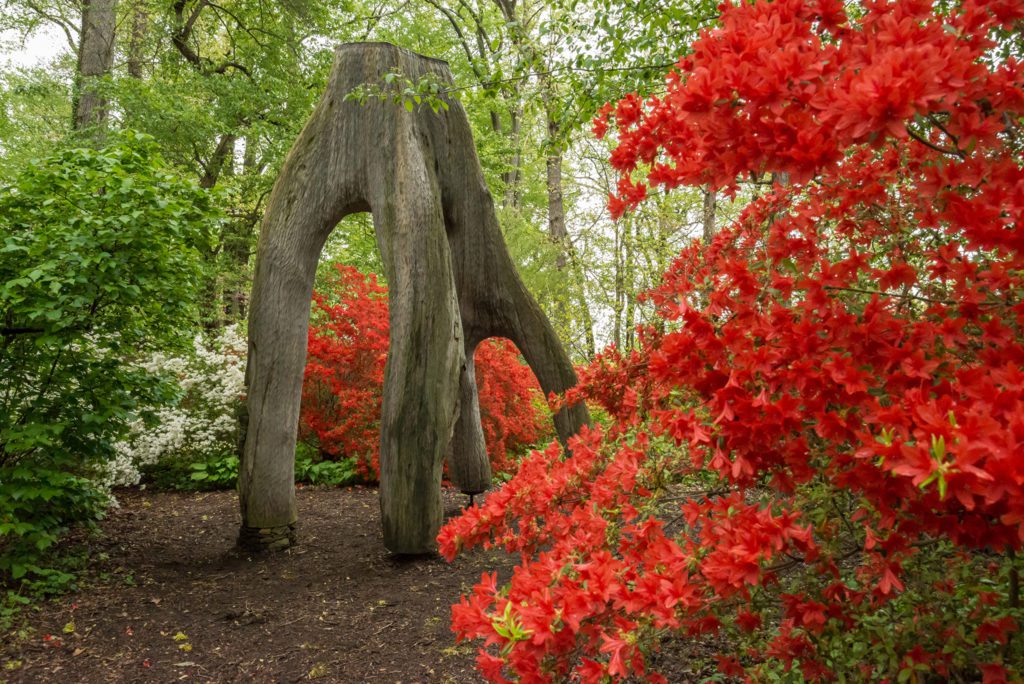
823,285,955,306
23,0,78,51
422,0,485,81
443,61,677,95
1,326,45,336
907,126,966,159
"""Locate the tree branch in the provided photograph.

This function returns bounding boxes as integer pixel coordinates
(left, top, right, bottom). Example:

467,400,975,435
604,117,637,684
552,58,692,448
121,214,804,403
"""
1,326,45,336
907,125,966,159
23,0,78,51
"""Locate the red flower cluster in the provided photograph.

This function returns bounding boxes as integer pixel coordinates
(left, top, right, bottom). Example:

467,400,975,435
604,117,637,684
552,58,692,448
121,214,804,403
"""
301,265,388,478
474,339,551,474
300,264,549,480
441,0,1024,681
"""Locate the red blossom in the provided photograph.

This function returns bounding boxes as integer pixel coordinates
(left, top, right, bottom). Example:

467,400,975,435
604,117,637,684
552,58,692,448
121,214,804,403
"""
440,0,1024,681
300,264,549,479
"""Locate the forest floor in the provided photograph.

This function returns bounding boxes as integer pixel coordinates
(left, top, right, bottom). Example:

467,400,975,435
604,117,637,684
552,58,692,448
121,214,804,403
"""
2,486,720,684
1,486,513,683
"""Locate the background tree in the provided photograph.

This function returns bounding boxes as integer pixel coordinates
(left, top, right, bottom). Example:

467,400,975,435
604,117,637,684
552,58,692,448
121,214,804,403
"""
73,0,116,133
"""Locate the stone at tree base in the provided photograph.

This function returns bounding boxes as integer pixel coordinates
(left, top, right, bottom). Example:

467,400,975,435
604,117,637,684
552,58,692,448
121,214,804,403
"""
238,523,297,552
239,42,589,555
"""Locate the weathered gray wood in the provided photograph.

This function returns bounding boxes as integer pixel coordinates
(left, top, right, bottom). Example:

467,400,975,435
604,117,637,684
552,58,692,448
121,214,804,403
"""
446,341,490,495
240,43,589,555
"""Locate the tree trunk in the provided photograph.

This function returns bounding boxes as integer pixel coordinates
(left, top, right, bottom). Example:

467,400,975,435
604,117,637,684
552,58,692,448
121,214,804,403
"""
702,186,717,244
502,105,523,209
446,341,489,494
546,113,568,270
127,1,149,79
544,105,573,344
74,0,117,133
200,134,237,189
240,43,589,555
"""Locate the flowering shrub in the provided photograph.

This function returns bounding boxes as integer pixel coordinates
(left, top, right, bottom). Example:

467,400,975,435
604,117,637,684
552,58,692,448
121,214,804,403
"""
300,264,550,480
0,133,215,590
107,325,246,487
473,339,550,475
301,265,389,478
440,1,1024,681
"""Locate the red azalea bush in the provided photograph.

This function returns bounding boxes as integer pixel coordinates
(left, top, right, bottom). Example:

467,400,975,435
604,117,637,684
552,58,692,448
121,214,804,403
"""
300,263,549,480
301,264,389,478
439,1,1024,681
474,338,551,475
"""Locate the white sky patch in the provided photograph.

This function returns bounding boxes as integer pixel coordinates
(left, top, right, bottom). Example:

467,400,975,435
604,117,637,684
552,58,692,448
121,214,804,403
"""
1,26,70,69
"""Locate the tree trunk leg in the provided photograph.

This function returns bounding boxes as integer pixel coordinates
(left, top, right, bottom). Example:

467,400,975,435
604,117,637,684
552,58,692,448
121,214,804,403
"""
502,279,591,444
237,103,345,552
446,341,491,495
374,124,464,554
238,269,307,550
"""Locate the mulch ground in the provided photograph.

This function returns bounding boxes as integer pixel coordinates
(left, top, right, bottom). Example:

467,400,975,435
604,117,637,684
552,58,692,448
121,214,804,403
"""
1,486,514,684
2,486,721,684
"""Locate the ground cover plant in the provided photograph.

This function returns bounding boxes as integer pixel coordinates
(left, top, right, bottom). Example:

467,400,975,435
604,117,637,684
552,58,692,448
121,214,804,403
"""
440,0,1024,680
3,0,1024,680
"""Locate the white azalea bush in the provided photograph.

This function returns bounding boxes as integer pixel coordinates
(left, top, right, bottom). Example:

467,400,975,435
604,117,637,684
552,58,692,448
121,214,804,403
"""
106,325,246,487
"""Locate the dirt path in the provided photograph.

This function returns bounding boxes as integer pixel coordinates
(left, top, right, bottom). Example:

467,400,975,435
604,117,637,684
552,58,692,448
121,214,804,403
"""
2,486,514,683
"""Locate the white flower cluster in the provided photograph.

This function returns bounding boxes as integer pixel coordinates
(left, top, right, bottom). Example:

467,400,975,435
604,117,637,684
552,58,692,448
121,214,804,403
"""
105,325,247,486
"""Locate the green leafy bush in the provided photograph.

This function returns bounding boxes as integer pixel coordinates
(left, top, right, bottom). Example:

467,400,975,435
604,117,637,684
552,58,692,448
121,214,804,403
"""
189,455,241,490
0,467,106,583
145,447,359,492
0,131,218,589
295,454,358,487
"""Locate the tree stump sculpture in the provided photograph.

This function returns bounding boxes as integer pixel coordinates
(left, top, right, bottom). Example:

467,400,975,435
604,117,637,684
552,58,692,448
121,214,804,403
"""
239,43,589,554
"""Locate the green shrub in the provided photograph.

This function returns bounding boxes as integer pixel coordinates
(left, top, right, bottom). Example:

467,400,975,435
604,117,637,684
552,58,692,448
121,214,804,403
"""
188,454,240,490
295,455,358,487
140,446,360,493
0,467,106,583
0,131,218,590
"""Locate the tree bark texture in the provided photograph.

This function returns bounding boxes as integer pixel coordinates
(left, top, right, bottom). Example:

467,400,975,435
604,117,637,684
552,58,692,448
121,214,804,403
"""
74,0,117,132
126,1,149,79
702,186,717,244
240,43,589,555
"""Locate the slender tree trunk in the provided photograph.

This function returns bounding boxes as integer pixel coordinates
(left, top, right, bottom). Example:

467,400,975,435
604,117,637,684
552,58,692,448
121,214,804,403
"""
200,134,236,189
502,105,523,209
702,186,717,244
74,0,117,133
240,44,589,555
623,221,637,349
544,104,573,344
127,1,149,79
612,217,625,348
546,113,568,269
570,253,596,359
543,93,594,358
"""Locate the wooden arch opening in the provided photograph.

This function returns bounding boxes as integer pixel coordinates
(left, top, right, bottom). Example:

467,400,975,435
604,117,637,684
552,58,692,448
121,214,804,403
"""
238,43,589,554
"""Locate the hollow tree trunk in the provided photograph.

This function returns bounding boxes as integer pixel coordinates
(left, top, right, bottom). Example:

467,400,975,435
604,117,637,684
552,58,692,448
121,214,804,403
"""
240,43,589,555
74,0,117,132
